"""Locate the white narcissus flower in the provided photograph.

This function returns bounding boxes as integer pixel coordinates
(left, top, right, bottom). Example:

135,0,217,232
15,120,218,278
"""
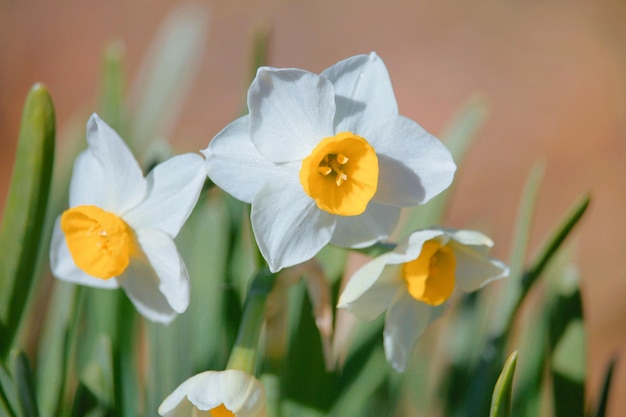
203,52,456,272
337,228,509,372
50,113,206,324
158,370,267,417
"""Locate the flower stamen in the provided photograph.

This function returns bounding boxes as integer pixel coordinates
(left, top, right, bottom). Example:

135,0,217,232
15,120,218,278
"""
300,132,378,216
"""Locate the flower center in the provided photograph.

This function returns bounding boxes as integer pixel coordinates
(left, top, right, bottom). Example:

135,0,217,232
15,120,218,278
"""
60,205,134,279
402,240,456,306
299,132,378,216
209,404,234,417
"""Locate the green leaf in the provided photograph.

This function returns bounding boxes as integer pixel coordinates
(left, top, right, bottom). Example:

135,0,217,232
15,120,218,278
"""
0,84,55,361
593,356,617,417
128,4,209,156
549,268,585,417
36,282,80,417
99,41,126,135
0,361,19,417
490,351,518,417
241,21,272,113
12,351,40,417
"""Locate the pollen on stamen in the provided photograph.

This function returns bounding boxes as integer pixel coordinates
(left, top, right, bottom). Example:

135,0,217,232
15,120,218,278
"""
318,166,332,176
336,172,348,186
336,154,349,164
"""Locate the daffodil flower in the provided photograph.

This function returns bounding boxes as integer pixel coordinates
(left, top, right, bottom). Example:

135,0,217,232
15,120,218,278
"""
49,114,206,324
338,228,509,372
158,370,267,417
203,52,456,272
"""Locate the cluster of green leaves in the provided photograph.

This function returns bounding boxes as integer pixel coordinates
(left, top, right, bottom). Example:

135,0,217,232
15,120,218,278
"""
0,5,616,417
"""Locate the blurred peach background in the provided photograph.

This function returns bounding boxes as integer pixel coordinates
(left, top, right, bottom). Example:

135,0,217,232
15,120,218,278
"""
1,0,626,415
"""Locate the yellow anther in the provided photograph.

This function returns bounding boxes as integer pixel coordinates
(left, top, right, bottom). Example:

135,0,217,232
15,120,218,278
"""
317,166,333,176
336,153,349,164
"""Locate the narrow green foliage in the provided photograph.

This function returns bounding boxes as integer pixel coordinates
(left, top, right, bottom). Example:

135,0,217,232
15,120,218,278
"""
490,351,518,417
593,356,617,417
129,4,208,155
13,351,40,417
243,21,272,111
0,84,55,360
227,268,277,373
99,41,126,135
549,269,585,417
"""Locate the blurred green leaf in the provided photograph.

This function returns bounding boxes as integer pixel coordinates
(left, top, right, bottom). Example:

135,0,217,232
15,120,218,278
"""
549,268,585,417
397,94,490,236
490,351,518,417
12,351,40,417
99,41,126,135
36,282,81,417
447,193,589,417
507,161,545,281
329,346,389,417
128,4,209,156
0,84,55,361
241,21,271,112
0,362,18,417
145,189,233,416
593,356,617,417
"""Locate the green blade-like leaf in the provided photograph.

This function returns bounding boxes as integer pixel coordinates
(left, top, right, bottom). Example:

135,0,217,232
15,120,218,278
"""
99,41,126,135
0,361,18,417
128,4,208,156
593,356,617,417
13,351,40,417
549,268,585,417
0,84,55,360
490,351,518,417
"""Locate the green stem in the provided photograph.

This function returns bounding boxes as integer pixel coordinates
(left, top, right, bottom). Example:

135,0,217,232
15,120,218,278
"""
226,268,276,373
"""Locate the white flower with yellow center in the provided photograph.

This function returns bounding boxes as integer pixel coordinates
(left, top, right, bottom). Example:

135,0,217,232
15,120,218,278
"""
338,228,509,372
203,52,456,272
49,114,206,324
158,370,267,417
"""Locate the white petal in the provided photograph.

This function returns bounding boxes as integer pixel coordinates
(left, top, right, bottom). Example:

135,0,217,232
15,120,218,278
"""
338,255,404,321
135,228,191,314
80,114,147,214
49,218,120,289
451,241,509,293
372,116,456,206
120,260,178,324
68,149,106,208
124,153,205,237
158,372,208,416
202,115,284,203
248,68,336,163
385,229,446,265
321,52,398,137
330,202,401,248
448,228,494,248
162,370,266,417
383,292,433,372
251,179,335,272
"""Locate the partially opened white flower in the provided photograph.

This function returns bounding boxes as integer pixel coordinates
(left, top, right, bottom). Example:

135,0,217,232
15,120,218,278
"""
50,113,206,324
338,228,509,372
158,370,267,417
203,52,456,272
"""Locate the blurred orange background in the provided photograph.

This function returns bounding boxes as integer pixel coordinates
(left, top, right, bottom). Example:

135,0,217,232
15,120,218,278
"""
1,0,625,415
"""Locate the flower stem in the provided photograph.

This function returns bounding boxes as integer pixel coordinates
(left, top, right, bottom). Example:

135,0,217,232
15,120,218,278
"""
226,268,276,374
